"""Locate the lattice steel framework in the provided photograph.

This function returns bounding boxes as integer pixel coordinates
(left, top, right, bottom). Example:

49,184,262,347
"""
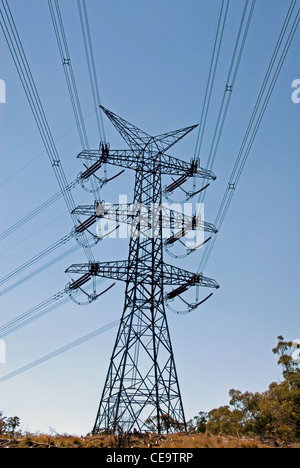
66,107,219,433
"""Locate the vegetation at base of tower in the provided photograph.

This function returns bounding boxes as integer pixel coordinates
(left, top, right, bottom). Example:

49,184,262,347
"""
1,336,299,448
145,414,185,432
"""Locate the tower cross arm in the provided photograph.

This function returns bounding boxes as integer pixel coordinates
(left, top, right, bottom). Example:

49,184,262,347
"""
78,148,216,180
66,260,129,282
163,263,220,288
159,153,216,179
66,261,219,289
78,149,141,172
72,202,218,234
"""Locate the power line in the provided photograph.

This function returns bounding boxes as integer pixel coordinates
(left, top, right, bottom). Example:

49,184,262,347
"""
48,0,89,150
0,0,94,263
0,289,67,338
0,1,74,213
0,219,114,296
0,107,97,188
0,277,108,338
0,243,81,297
197,0,299,274
0,214,119,294
194,0,230,160
1,0,106,246
198,0,256,204
77,0,106,143
0,212,68,257
48,0,102,198
0,320,119,383
163,2,256,312
0,232,74,287
0,185,73,242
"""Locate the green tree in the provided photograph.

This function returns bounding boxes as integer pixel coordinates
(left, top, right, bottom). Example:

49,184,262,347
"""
187,411,207,433
272,335,300,379
193,336,300,442
206,405,244,437
229,389,262,434
5,416,21,439
257,378,300,441
255,336,300,441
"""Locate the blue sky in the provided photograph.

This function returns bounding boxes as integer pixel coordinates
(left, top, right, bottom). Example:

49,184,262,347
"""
0,0,299,435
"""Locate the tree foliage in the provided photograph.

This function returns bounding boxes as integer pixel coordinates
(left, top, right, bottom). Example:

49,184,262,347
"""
190,336,300,442
0,412,21,439
145,413,185,433
187,411,208,433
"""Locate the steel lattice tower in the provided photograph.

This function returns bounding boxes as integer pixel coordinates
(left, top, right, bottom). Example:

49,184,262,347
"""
66,107,219,434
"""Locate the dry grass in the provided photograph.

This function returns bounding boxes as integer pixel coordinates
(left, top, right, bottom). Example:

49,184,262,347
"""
1,431,299,448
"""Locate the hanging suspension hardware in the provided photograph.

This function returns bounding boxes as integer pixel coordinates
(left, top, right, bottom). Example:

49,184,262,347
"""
75,214,98,233
68,262,100,290
165,215,198,245
66,261,115,306
165,158,200,194
166,273,202,300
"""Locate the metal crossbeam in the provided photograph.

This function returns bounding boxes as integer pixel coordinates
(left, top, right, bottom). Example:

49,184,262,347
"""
66,260,219,289
72,202,218,235
78,148,216,179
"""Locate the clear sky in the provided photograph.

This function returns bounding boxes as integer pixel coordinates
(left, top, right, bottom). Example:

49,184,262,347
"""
0,0,299,435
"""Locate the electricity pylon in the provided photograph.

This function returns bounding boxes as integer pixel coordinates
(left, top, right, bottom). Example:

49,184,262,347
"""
66,107,219,434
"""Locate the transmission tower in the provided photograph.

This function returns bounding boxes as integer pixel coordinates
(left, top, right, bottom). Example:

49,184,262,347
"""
66,107,219,434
